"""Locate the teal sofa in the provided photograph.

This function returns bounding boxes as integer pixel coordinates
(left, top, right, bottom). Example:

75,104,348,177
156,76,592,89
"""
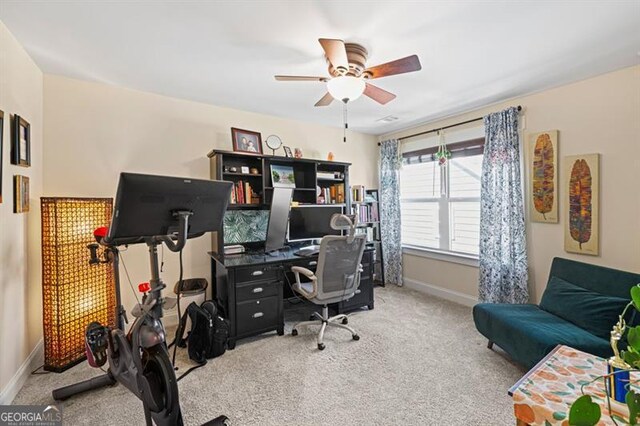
473,257,640,369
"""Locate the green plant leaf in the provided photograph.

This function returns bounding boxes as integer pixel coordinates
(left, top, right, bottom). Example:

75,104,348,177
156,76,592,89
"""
627,390,640,425
629,328,640,352
631,285,640,310
623,349,640,368
569,395,601,426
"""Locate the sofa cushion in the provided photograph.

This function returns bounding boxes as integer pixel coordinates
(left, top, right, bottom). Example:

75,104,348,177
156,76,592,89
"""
539,276,630,340
473,303,611,369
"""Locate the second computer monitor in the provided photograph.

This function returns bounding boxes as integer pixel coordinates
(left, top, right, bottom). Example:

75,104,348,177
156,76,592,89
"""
288,205,343,242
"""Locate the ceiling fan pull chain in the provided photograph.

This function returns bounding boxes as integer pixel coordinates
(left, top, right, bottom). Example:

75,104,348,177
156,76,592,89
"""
343,102,348,143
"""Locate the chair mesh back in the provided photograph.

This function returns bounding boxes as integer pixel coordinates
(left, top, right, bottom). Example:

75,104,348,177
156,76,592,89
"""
316,235,366,299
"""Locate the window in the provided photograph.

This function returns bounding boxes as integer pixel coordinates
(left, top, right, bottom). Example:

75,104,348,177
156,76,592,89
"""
400,138,483,257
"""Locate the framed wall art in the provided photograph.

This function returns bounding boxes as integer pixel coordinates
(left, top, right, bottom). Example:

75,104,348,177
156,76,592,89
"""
563,153,599,256
14,175,30,213
11,114,31,167
528,130,558,223
231,127,263,155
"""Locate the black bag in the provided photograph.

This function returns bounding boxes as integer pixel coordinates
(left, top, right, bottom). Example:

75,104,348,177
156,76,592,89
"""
176,300,229,365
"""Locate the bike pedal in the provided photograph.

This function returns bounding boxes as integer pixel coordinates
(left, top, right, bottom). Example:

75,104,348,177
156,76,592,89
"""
85,322,109,368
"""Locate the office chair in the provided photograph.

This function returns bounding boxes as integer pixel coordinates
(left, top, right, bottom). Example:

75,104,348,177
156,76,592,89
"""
290,214,366,350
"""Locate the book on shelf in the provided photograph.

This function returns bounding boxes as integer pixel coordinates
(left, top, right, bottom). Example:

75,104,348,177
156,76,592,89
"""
318,183,345,204
355,227,375,243
317,171,344,180
229,180,259,205
351,185,366,203
352,202,379,223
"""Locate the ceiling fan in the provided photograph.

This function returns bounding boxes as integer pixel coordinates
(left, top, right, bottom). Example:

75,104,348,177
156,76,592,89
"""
275,38,422,106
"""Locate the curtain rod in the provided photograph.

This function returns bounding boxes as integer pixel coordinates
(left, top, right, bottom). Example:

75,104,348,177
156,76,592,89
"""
378,105,522,146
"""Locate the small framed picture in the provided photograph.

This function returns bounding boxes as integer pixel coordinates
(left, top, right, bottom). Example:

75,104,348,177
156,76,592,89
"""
270,164,296,189
283,146,293,158
14,175,29,213
241,166,250,174
0,110,4,203
11,115,31,167
231,127,263,155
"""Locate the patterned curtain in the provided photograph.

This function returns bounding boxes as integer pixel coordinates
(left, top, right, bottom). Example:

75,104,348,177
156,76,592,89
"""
379,139,403,286
479,107,529,303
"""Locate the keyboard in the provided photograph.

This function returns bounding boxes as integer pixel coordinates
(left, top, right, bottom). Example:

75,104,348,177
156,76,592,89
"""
294,247,320,257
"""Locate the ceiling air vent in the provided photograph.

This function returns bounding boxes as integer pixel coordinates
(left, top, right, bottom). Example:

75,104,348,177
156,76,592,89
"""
376,115,399,123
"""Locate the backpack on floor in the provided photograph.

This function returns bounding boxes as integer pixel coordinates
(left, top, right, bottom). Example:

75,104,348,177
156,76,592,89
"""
176,300,230,365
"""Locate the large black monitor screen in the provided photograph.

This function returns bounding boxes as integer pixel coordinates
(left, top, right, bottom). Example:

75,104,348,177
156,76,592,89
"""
108,172,232,240
288,206,343,241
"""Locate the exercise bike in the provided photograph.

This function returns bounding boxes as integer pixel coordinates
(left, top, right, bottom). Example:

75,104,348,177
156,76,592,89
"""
52,172,233,426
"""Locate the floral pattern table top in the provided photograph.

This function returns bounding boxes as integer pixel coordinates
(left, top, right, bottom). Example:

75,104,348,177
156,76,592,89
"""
511,345,635,425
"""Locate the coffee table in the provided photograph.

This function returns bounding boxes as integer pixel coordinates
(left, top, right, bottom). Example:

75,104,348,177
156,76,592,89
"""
509,345,634,425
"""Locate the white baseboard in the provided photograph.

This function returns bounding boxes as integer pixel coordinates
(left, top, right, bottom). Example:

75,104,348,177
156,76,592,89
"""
0,339,44,405
403,278,478,307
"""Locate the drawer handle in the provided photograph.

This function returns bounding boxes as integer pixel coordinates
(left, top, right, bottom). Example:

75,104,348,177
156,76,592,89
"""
308,261,317,266
252,287,263,293
355,289,361,294
252,312,264,319
251,270,264,276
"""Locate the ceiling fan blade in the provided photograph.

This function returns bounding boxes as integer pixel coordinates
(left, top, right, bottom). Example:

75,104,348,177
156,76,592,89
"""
318,38,349,73
364,55,422,79
314,92,334,107
364,83,396,105
275,75,328,82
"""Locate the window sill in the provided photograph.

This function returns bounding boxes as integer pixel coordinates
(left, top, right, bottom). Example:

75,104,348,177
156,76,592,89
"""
402,246,479,267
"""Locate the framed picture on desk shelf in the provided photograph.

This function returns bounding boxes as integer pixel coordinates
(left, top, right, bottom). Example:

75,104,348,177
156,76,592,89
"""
270,164,296,189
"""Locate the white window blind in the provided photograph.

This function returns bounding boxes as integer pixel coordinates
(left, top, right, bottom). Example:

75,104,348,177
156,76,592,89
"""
400,128,483,257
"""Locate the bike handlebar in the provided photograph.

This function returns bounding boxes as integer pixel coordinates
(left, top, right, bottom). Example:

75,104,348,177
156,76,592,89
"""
99,210,194,252
156,211,192,253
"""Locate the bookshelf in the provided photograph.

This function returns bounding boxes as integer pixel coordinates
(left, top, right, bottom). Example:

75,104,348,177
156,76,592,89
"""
351,188,385,286
208,149,351,251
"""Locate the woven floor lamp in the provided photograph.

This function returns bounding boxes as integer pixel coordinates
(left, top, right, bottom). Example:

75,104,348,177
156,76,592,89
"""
41,197,115,372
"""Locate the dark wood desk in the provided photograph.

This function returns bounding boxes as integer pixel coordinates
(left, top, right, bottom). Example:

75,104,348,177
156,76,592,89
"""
210,248,374,349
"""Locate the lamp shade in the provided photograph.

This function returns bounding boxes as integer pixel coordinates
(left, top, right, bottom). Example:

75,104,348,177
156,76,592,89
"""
327,76,365,103
41,197,115,372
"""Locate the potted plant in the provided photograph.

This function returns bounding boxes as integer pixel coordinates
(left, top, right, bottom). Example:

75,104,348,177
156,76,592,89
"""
570,285,640,425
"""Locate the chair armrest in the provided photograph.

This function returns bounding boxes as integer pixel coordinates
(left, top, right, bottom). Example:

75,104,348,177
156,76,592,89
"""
291,266,318,299
291,266,317,279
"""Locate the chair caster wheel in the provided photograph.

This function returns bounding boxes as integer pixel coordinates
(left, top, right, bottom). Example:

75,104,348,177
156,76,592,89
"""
318,343,325,350
342,317,348,325
352,334,360,341
292,329,298,336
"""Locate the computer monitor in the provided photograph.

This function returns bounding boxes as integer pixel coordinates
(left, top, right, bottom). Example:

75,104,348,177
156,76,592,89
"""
264,187,293,252
108,172,232,241
288,205,343,242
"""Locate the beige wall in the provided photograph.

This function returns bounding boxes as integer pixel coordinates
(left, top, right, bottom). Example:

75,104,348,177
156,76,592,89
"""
43,74,379,316
382,65,640,303
0,22,44,395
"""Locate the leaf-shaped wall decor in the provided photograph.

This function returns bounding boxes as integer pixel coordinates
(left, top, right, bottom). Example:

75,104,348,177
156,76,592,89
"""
569,159,592,249
529,130,558,223
532,133,554,220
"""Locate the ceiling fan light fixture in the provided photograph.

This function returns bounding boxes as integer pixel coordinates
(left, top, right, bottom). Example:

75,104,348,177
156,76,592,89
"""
327,76,365,103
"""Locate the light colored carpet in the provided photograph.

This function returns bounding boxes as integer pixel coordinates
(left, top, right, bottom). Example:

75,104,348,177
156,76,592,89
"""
14,286,526,425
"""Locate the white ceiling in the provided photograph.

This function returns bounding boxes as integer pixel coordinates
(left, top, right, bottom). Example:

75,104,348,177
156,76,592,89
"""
1,1,639,135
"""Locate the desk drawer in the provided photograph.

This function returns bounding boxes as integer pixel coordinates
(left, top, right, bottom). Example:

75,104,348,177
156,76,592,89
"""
236,280,279,302
236,296,279,336
236,265,279,283
290,258,318,270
